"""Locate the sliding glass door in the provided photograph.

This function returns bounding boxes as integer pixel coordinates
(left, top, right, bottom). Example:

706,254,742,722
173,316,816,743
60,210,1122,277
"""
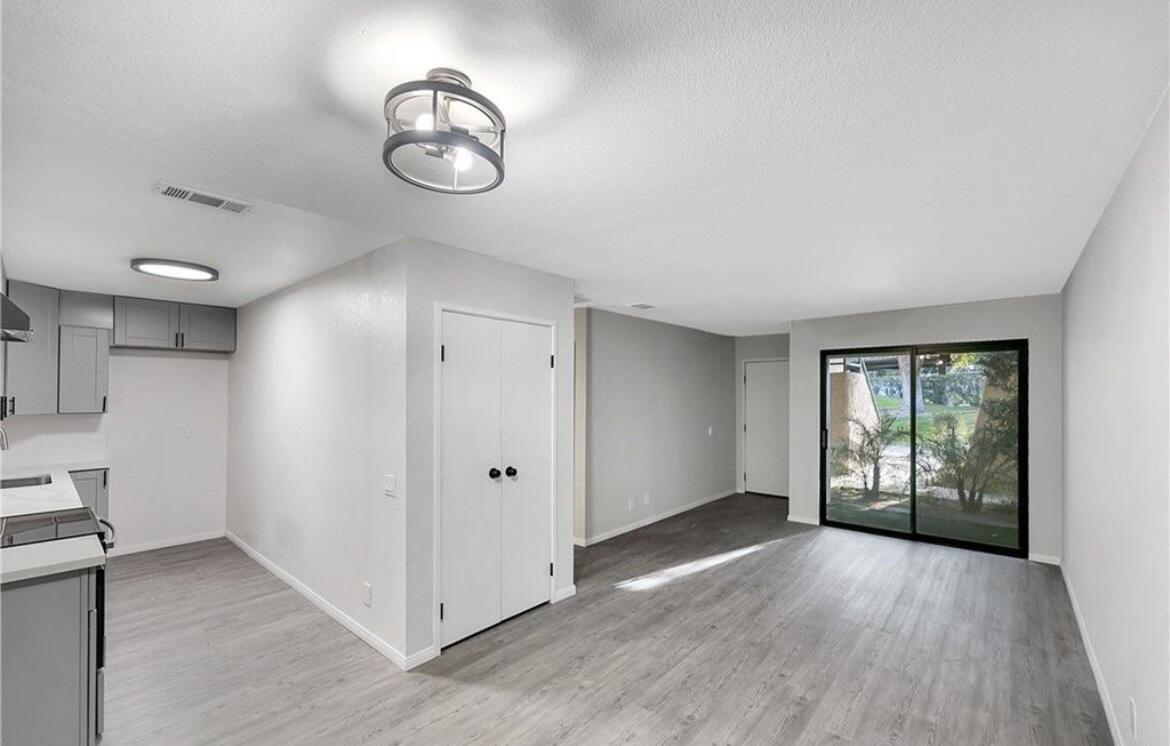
820,341,1027,556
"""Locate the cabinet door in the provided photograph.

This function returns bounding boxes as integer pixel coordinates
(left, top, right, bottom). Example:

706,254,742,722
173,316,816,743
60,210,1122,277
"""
178,304,235,352
440,311,503,647
500,320,554,619
5,280,60,415
113,297,179,348
1,571,89,746
58,327,109,414
70,470,108,519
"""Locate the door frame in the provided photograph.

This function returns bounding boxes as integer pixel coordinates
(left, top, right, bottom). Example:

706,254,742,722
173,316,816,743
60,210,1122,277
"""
741,357,789,497
432,303,558,652
818,339,1029,558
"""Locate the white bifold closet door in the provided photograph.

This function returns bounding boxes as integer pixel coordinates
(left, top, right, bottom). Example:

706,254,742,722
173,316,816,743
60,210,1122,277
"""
440,311,553,647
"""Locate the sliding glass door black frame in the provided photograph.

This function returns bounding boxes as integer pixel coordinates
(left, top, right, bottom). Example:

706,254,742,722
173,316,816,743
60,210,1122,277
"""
818,339,1029,558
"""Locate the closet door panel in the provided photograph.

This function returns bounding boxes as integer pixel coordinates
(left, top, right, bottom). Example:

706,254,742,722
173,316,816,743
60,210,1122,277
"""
440,312,504,646
500,320,554,619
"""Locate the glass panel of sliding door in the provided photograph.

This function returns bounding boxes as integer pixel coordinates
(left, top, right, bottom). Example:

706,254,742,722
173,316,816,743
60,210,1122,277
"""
824,351,913,533
914,346,1024,552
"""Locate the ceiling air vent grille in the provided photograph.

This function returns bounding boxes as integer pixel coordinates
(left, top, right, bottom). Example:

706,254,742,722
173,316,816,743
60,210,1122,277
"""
153,181,252,215
629,303,656,310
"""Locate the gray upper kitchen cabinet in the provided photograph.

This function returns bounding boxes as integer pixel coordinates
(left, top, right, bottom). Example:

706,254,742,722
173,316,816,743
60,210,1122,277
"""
179,303,236,352
59,290,114,330
113,296,180,349
58,326,110,414
70,469,109,519
5,280,60,415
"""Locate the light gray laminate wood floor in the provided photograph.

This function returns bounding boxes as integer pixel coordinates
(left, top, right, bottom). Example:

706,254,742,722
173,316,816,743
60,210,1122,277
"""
102,494,1110,745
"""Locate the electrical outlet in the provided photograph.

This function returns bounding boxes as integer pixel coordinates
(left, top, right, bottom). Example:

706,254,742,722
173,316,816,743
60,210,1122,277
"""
362,582,372,607
178,425,191,438
642,492,650,507
626,497,635,511
384,474,397,498
1129,697,1138,741
707,426,714,437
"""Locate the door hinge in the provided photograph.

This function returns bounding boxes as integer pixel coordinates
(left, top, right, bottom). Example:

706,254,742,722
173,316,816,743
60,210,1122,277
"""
743,423,747,432
550,354,555,368
440,602,444,621
821,429,828,449
549,562,554,577
441,344,445,362
744,471,747,481
744,375,747,383
102,470,107,489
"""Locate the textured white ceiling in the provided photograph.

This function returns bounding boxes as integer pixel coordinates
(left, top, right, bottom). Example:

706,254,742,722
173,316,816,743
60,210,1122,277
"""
2,0,1166,333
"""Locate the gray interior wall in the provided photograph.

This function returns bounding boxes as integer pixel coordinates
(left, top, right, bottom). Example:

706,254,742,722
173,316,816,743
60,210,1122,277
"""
1062,93,1168,746
585,309,735,542
227,244,409,654
734,334,790,493
788,295,1064,561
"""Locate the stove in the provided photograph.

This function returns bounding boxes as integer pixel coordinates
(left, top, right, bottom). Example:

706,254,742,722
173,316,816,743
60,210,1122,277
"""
1,506,104,548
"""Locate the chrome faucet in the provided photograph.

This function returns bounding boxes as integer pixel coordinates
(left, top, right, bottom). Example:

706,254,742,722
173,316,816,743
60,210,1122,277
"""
0,424,8,451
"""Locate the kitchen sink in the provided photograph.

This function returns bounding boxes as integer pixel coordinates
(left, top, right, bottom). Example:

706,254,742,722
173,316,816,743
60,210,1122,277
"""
1,474,52,489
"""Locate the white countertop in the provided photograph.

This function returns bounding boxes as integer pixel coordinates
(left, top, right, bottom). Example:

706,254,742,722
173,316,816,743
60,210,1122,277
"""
1,460,109,584
1,461,109,518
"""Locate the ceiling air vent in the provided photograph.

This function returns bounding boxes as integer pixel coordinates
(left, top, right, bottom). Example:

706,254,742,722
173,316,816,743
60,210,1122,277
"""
153,181,253,215
629,302,656,310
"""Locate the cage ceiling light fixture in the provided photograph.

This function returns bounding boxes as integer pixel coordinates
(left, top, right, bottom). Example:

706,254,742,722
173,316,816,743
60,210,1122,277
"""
130,258,219,282
383,68,505,194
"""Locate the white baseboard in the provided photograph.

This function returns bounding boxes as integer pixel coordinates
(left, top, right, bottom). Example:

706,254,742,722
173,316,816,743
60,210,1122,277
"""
786,514,820,526
1062,568,1123,745
1028,552,1061,566
108,530,225,557
224,531,424,672
552,584,577,603
572,536,587,547
583,490,734,545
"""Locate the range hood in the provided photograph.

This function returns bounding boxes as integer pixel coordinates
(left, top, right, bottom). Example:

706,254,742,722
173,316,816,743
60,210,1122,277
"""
1,291,33,342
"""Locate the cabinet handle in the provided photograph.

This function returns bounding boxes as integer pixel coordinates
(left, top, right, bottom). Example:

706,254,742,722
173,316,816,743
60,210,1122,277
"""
505,466,518,478
102,395,107,413
488,467,502,479
180,332,185,347
175,332,180,348
9,397,14,414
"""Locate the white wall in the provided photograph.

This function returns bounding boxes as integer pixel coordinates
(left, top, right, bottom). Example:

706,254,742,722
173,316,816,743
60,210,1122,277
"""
402,237,574,658
584,309,736,543
788,295,1064,561
3,350,229,554
1061,93,1168,746
734,334,789,494
227,246,409,656
573,307,588,544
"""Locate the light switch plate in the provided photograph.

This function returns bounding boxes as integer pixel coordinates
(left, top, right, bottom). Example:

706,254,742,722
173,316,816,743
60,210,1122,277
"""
384,474,397,497
362,582,372,607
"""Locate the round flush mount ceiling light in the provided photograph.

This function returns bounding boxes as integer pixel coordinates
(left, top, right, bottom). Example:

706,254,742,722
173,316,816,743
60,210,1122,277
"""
383,68,505,194
130,258,219,282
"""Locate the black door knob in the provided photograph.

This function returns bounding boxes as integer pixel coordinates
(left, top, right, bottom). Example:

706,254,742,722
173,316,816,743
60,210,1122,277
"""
505,466,518,477
488,468,502,479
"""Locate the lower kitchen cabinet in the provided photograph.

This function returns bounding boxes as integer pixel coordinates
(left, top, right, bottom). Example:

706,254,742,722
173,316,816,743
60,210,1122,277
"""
1,569,100,746
71,469,109,520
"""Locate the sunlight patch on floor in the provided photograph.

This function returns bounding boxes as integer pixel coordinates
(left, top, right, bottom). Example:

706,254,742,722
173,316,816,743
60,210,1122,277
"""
614,544,765,591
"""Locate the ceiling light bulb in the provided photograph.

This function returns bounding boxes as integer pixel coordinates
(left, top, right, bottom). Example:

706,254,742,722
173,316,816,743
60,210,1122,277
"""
414,112,434,130
452,148,473,172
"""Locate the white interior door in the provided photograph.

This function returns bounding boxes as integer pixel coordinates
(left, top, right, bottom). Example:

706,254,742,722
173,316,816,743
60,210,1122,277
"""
500,320,554,619
744,360,790,496
440,312,503,646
